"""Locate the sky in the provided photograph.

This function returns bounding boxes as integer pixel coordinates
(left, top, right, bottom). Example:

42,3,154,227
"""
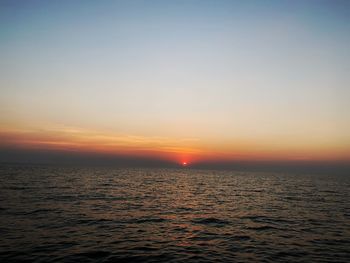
0,0,349,168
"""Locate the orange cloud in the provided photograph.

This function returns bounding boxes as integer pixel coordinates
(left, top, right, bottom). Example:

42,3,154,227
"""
0,124,349,165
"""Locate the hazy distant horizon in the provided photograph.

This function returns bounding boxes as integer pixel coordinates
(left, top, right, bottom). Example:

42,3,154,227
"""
1,147,349,176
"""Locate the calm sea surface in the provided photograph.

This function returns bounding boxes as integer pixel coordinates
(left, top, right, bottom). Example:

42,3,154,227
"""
0,164,349,262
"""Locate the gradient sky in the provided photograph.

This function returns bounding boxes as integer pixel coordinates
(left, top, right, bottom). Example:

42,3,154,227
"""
1,0,349,166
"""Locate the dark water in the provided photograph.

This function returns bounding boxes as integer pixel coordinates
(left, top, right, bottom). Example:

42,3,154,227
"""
0,165,349,262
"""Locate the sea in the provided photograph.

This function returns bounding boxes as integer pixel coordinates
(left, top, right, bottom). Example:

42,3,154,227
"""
0,164,349,262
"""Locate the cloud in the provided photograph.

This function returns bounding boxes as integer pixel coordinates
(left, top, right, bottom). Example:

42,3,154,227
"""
0,125,203,160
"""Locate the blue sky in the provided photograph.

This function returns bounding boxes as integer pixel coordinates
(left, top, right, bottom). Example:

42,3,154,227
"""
0,0,349,163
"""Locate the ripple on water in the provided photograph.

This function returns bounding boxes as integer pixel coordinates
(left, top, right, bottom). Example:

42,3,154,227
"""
131,217,169,224
191,217,230,227
0,165,349,263
245,225,278,231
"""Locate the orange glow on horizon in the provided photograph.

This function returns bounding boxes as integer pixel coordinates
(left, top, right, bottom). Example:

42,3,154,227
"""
0,125,349,164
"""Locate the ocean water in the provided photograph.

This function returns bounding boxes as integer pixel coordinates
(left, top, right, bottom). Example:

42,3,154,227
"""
0,165,349,262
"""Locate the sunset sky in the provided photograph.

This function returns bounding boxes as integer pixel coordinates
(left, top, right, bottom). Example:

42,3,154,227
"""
1,0,349,167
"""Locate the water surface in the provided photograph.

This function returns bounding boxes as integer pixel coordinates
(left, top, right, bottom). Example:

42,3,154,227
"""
0,165,349,262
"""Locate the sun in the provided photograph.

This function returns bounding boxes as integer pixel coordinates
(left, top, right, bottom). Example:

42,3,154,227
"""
182,162,187,166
